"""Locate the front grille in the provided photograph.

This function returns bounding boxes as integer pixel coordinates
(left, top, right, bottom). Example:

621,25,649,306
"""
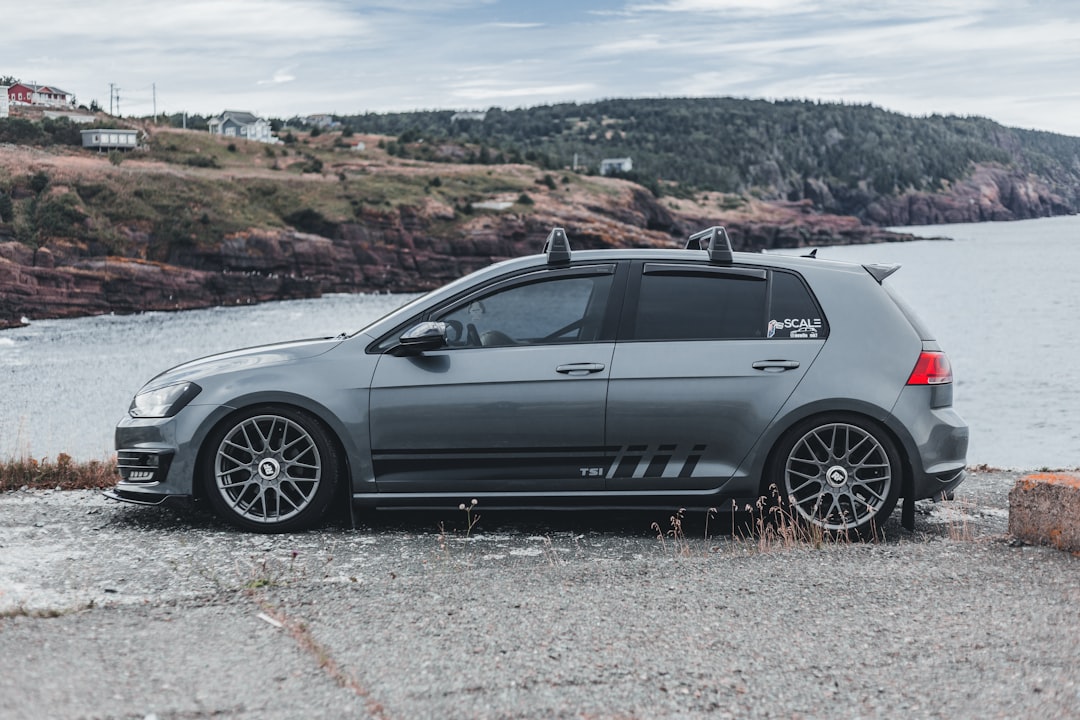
117,450,173,484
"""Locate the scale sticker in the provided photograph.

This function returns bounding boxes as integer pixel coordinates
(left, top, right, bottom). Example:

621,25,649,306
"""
769,318,822,339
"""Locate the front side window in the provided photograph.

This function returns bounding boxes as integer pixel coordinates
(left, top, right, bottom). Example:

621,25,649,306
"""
632,270,767,341
439,273,612,348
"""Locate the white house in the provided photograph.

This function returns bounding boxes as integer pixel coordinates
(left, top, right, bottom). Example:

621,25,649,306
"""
45,110,96,124
305,114,340,129
81,129,139,150
0,87,8,118
208,110,275,143
600,157,633,175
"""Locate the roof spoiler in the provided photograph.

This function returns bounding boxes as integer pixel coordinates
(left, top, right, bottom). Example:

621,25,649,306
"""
863,263,900,283
685,226,733,264
543,227,571,265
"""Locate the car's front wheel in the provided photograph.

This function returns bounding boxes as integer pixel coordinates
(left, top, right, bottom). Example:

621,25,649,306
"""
769,414,901,539
203,406,340,533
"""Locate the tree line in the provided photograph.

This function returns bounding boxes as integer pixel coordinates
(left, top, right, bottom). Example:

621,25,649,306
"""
337,97,1080,210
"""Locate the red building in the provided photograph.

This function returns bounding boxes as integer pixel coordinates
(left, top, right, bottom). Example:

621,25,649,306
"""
7,83,73,107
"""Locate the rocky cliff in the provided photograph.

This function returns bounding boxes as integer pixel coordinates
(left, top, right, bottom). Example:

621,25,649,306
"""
860,164,1073,225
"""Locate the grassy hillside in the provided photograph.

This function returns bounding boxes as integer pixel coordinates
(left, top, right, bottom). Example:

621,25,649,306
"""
0,124,565,260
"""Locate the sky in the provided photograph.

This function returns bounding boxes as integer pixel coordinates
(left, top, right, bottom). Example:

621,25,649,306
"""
5,0,1080,137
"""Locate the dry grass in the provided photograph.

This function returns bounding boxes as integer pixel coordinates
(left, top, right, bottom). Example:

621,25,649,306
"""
651,487,871,557
0,453,116,492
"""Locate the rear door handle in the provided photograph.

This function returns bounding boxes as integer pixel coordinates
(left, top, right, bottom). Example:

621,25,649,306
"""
556,363,606,375
752,360,800,371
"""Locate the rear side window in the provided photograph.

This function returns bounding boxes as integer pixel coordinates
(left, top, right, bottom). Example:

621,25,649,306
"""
767,271,826,339
633,270,767,340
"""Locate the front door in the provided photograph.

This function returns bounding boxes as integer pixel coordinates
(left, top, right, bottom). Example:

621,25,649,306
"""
369,265,618,494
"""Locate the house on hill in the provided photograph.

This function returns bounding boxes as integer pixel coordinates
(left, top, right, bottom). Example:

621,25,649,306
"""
6,83,74,108
599,157,633,176
305,114,340,129
451,111,487,122
0,87,8,118
81,129,140,151
208,110,275,143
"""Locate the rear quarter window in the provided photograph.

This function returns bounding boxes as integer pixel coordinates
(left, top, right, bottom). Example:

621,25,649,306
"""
768,271,827,339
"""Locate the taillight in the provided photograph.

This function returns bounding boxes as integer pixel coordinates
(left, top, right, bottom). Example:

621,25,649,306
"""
907,351,952,385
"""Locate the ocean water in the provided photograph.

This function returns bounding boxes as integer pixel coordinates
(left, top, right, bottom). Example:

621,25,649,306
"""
0,293,414,461
792,214,1080,469
2,214,1078,468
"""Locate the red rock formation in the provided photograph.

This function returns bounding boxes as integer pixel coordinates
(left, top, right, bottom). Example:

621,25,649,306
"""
862,164,1072,225
0,188,919,329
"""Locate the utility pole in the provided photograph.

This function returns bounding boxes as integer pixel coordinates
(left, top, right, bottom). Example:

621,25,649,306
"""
152,83,156,120
108,84,121,116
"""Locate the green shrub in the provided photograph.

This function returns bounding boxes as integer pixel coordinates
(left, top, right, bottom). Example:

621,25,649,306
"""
34,196,85,239
184,155,218,168
0,118,44,144
29,171,50,194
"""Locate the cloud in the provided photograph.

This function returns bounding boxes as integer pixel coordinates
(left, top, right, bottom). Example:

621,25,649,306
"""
448,81,597,102
3,0,1079,136
257,69,297,86
483,22,545,29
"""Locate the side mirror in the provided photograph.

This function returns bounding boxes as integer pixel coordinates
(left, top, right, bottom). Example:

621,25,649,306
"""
389,321,447,356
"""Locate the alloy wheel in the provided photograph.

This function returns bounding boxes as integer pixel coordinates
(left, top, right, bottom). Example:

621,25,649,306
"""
213,414,323,525
783,422,894,533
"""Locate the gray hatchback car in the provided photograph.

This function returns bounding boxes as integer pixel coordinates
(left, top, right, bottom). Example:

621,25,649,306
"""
110,226,968,537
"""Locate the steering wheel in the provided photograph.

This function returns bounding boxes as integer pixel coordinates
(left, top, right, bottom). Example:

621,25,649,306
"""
444,319,464,345
542,319,583,341
466,323,481,347
480,330,517,347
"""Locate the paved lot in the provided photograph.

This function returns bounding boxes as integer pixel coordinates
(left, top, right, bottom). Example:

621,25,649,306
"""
1,470,1077,719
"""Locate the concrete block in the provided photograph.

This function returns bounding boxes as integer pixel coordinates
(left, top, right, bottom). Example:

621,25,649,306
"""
1008,473,1080,552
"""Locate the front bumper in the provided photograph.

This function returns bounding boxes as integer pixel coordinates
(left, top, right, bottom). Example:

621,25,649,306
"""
111,405,220,505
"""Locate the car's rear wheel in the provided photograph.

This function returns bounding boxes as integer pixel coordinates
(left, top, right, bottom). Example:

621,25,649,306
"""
203,406,339,533
769,414,900,539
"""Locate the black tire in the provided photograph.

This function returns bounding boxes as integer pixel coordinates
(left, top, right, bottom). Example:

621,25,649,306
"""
767,413,901,539
202,405,340,533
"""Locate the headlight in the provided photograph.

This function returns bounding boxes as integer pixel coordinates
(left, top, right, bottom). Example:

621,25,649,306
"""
129,382,201,418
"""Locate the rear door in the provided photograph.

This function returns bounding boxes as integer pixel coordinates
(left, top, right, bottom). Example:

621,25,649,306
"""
605,263,826,491
369,264,621,494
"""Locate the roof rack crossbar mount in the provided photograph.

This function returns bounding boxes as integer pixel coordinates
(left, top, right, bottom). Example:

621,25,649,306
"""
686,226,733,264
544,227,572,265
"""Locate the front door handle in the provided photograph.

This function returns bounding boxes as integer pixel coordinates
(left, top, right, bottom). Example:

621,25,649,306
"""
752,360,801,372
556,363,606,376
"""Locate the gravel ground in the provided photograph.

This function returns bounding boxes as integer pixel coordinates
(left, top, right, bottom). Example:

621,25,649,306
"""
0,469,1077,719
